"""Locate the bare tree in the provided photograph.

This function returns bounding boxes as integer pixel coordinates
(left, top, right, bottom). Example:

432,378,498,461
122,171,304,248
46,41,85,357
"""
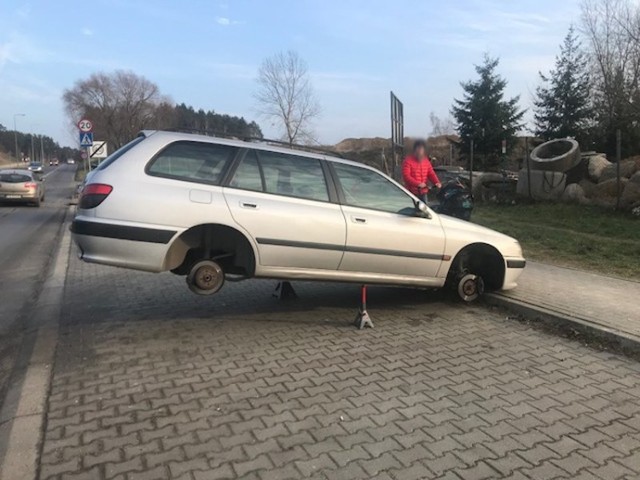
429,112,456,137
254,51,321,145
581,0,640,153
63,71,171,149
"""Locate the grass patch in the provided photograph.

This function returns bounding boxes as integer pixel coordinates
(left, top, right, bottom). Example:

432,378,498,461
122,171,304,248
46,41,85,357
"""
74,165,87,183
473,202,640,280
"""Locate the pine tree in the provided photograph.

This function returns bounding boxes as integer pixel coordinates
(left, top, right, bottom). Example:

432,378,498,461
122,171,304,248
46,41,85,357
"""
534,26,592,144
451,55,525,169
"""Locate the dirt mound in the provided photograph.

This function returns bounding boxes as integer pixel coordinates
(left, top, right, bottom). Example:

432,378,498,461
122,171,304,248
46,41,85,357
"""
334,137,389,153
0,151,15,166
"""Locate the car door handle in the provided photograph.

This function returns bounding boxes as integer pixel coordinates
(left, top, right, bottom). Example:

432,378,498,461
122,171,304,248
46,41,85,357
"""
351,216,367,224
240,202,258,209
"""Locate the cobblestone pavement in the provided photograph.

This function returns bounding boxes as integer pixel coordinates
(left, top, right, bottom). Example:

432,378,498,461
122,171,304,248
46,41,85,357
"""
39,254,640,480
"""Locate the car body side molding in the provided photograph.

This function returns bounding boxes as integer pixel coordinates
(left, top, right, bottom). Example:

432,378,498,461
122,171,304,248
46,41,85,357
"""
71,220,176,244
256,237,444,260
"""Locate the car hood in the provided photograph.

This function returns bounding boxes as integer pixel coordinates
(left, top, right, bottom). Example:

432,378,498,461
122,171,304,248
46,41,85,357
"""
437,213,521,255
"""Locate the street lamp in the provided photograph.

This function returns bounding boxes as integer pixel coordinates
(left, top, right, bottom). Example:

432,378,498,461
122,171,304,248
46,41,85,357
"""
13,113,26,163
31,124,39,162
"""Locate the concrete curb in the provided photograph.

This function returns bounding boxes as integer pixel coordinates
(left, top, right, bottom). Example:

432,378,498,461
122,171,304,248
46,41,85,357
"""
0,208,72,480
485,293,640,355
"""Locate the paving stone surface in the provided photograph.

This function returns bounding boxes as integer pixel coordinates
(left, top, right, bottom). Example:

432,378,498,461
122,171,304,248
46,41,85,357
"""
39,255,640,479
494,262,640,338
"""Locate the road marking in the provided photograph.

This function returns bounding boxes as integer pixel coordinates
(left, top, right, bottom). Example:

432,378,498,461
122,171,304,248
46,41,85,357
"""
0,207,72,480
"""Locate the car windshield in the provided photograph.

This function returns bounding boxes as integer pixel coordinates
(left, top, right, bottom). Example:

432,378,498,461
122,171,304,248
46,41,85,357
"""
0,173,31,183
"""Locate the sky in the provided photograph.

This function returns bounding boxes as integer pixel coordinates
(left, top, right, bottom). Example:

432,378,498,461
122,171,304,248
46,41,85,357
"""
0,0,581,147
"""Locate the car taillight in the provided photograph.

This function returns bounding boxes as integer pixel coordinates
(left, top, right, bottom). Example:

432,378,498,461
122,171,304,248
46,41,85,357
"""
80,183,113,209
24,182,38,189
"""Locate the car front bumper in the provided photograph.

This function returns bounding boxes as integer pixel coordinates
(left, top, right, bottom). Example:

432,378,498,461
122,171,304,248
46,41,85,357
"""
502,257,526,290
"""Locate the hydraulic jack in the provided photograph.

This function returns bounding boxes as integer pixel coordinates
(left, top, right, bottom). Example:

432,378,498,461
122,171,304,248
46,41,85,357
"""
273,281,298,300
353,285,374,329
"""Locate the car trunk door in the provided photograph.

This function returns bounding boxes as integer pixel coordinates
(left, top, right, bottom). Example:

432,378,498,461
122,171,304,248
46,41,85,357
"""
0,173,33,196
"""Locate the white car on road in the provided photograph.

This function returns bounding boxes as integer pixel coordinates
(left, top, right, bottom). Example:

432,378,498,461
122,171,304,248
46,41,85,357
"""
71,131,525,301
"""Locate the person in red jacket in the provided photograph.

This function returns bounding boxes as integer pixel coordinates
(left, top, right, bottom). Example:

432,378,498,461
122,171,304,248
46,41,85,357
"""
402,140,442,202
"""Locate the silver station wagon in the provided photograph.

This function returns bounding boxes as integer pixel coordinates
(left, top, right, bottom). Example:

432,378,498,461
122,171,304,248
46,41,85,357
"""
71,131,525,301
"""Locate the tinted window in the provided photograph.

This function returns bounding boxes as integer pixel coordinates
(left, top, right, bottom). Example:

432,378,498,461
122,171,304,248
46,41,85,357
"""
333,163,414,214
229,151,263,191
0,173,31,183
257,151,328,202
97,135,145,171
148,141,237,185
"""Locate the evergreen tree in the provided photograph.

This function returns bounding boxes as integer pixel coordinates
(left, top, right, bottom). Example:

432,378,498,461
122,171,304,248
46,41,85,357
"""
169,103,263,139
452,55,525,169
534,26,592,144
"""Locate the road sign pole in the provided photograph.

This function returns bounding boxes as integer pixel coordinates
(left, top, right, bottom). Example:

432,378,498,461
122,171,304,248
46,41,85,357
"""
78,119,94,172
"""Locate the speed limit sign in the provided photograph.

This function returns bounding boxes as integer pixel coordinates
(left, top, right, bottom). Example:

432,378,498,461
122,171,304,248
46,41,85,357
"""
77,119,93,133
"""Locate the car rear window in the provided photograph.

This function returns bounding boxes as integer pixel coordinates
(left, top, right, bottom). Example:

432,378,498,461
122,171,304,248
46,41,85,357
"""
95,135,145,171
147,141,238,185
0,173,31,183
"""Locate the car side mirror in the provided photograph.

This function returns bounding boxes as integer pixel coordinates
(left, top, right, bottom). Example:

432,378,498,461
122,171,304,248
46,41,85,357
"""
415,201,432,219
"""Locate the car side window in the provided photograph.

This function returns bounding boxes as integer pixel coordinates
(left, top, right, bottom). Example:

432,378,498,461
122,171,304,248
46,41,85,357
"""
333,163,414,214
229,151,263,191
255,150,329,202
147,141,237,185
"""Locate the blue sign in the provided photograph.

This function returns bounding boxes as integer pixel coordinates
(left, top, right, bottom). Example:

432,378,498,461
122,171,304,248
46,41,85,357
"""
79,132,94,147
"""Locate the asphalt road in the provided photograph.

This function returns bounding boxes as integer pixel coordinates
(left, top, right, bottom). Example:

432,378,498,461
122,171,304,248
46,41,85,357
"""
0,163,76,401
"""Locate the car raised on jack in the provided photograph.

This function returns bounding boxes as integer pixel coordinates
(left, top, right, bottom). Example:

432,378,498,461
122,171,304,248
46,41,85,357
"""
71,131,525,301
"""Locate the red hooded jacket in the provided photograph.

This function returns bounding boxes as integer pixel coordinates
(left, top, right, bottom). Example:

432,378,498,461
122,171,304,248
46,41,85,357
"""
402,155,440,196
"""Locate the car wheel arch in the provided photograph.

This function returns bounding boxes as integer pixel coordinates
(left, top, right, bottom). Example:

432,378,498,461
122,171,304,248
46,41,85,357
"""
446,242,506,291
164,223,257,277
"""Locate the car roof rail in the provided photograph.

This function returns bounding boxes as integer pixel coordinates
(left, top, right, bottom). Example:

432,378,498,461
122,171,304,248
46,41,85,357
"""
164,128,346,159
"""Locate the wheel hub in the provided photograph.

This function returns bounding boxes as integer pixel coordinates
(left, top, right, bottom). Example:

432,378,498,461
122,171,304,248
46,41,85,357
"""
195,266,218,289
187,260,224,295
457,273,484,302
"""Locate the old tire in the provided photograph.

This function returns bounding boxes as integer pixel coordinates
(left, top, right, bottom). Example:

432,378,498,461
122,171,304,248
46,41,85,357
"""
186,260,224,295
530,138,581,173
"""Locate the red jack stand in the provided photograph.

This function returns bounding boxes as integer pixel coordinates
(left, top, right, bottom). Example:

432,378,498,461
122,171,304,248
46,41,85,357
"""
273,281,297,300
353,285,374,329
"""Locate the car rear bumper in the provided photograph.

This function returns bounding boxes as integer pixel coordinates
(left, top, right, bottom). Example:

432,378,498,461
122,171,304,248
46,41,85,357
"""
71,218,179,272
0,192,39,202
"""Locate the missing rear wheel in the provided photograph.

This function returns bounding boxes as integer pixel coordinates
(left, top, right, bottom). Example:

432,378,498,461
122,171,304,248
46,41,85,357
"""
186,260,224,295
